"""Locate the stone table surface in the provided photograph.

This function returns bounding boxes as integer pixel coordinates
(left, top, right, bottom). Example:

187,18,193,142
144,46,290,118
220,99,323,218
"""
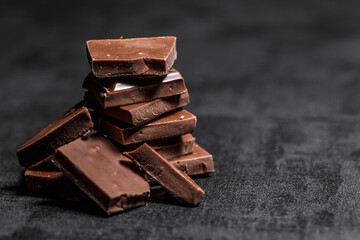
1,0,360,239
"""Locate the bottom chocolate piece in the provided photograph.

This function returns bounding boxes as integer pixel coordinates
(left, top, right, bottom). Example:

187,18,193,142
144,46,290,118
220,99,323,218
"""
53,134,150,215
124,143,205,206
25,143,214,202
144,143,214,182
24,169,85,201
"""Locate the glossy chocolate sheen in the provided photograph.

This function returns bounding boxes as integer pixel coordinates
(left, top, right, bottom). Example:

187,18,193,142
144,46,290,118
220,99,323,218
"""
99,109,197,146
144,143,215,182
87,37,177,79
53,134,150,215
124,144,205,206
85,91,190,126
16,101,93,168
82,68,187,109
24,169,85,201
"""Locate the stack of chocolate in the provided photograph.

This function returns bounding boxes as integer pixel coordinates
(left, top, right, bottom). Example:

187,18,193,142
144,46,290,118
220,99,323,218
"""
16,36,214,215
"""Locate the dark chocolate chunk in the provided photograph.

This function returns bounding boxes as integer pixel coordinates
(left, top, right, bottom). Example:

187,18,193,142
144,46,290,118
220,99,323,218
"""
83,68,187,109
85,90,190,126
86,36,177,79
16,101,93,168
52,134,150,215
99,109,196,146
124,143,205,206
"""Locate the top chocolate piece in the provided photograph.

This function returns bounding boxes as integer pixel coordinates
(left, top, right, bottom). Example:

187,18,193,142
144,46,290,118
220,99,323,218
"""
86,37,177,79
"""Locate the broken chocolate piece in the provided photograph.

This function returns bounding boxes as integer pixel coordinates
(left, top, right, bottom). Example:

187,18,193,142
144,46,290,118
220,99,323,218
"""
86,36,177,79
99,109,196,146
144,143,214,181
23,142,212,201
170,143,214,175
16,101,93,168
83,68,187,109
149,133,195,160
85,90,190,126
116,133,195,160
124,143,205,206
24,169,85,201
52,134,150,215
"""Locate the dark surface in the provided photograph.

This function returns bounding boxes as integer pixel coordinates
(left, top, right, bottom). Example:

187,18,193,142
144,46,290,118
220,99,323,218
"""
1,0,360,239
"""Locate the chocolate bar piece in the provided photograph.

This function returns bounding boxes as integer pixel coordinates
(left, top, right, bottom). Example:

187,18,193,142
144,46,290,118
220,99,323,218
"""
24,169,85,201
144,143,214,182
24,145,212,201
24,142,212,201
99,109,196,146
86,36,177,79
149,133,195,160
116,133,195,160
82,68,187,109
167,143,214,175
85,90,190,126
16,101,93,168
52,134,150,215
124,144,205,206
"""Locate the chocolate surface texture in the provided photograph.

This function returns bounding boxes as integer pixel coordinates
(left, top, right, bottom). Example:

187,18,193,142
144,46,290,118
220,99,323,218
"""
99,109,197,146
16,101,93,168
87,37,177,79
83,68,187,108
85,91,190,126
52,134,150,215
124,143,205,206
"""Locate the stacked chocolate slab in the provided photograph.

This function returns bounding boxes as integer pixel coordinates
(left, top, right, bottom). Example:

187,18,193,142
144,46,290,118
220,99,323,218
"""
16,36,214,215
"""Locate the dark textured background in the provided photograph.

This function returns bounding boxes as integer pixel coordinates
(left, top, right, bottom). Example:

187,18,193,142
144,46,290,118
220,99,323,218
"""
2,0,360,239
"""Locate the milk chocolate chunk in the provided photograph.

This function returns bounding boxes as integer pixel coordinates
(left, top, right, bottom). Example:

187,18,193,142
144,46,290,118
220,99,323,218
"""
24,169,85,201
124,144,205,206
85,91,190,126
83,68,187,109
53,134,150,215
16,101,93,168
99,109,196,146
169,143,214,176
149,134,195,160
117,133,195,160
86,36,177,79
25,142,210,201
144,143,214,182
